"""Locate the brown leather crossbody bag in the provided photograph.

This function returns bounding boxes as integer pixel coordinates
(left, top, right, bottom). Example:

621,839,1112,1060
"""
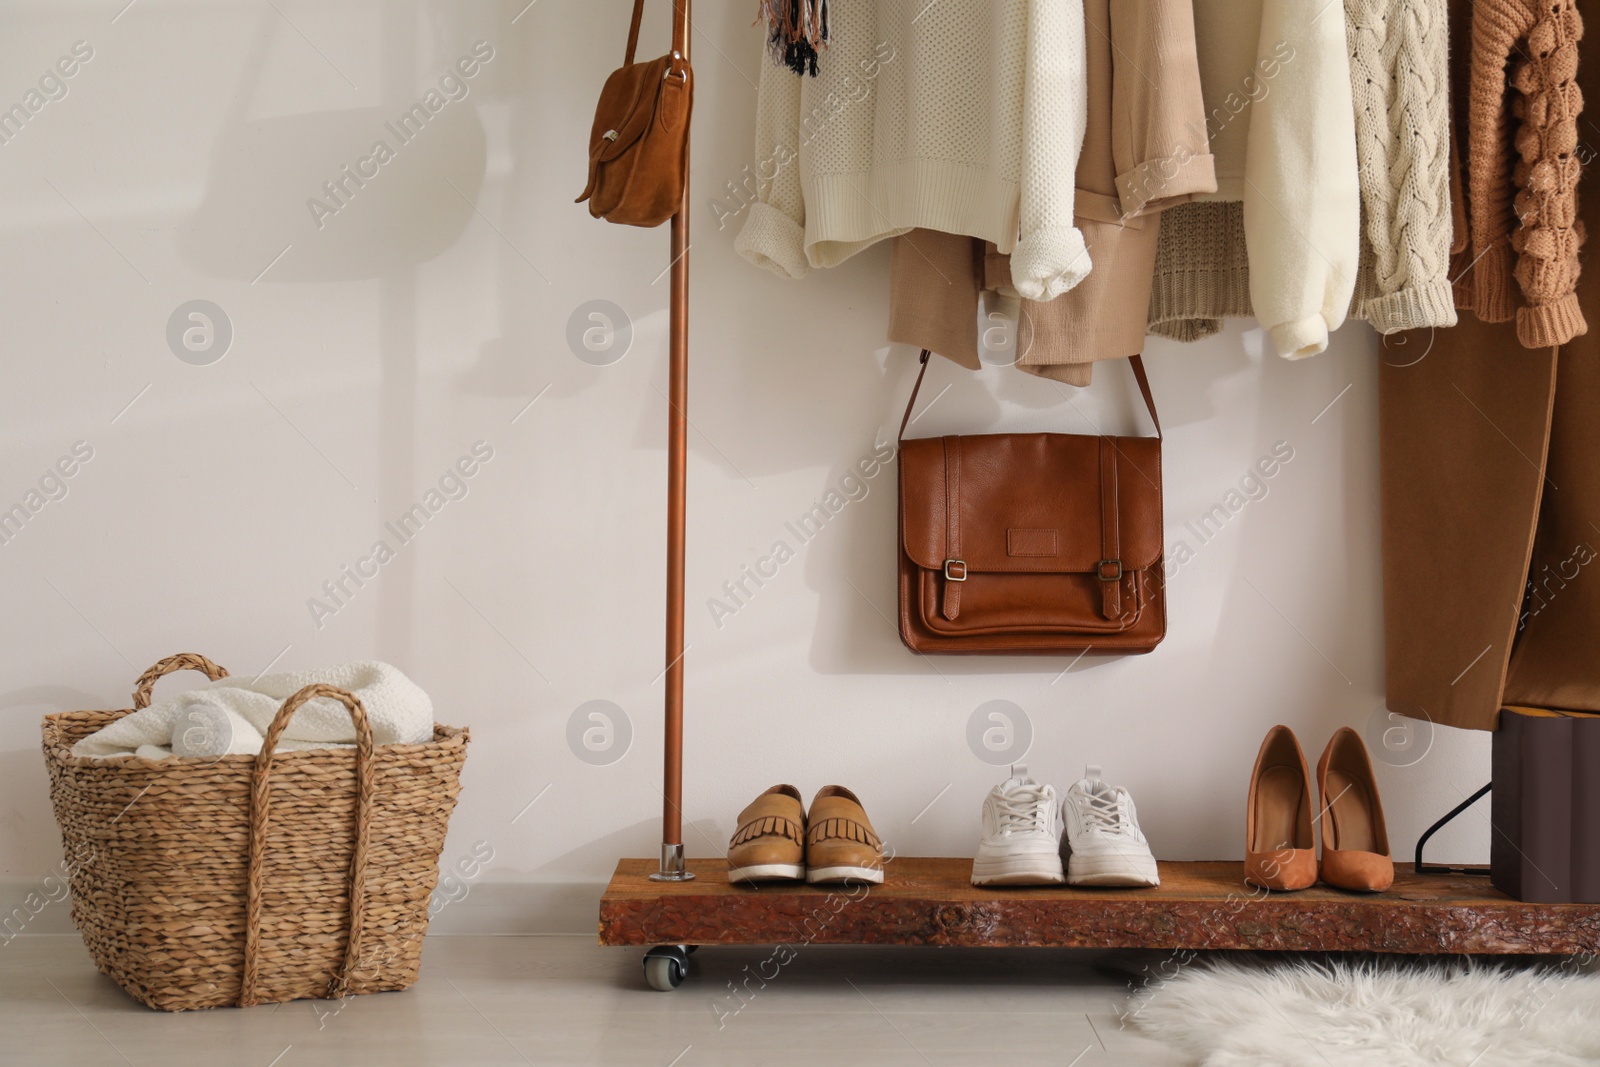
897,352,1167,655
576,0,693,228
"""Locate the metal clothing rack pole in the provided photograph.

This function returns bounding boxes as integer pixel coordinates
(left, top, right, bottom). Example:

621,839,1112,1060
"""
652,0,693,884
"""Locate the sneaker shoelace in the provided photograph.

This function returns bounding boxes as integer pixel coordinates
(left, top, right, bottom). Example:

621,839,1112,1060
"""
995,783,1053,836
1076,785,1133,837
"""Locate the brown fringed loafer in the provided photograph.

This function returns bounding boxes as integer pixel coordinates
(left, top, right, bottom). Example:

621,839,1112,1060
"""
806,785,885,884
1244,726,1319,891
727,784,807,883
1317,727,1394,893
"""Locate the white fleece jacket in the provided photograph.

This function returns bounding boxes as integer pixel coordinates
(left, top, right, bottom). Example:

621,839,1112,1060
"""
1192,0,1361,358
734,0,1089,301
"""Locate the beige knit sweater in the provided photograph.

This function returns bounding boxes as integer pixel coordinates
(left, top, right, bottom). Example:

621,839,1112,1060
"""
1146,0,1361,358
1345,0,1458,334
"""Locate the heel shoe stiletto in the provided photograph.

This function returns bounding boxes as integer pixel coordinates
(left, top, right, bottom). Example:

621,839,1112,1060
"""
1244,726,1319,891
1317,727,1394,892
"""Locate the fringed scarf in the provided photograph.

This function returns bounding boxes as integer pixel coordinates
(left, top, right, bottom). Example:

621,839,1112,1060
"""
758,0,830,78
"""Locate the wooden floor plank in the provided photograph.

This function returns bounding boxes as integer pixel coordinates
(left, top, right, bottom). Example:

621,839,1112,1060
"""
599,858,1600,955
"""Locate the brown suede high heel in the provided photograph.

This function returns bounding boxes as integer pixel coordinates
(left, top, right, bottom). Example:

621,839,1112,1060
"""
1317,727,1394,892
1244,726,1319,891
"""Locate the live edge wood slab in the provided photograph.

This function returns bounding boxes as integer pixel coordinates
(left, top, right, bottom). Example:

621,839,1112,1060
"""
601,858,1600,955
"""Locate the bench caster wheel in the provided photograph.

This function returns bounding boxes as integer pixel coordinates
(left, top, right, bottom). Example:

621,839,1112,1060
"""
643,945,689,991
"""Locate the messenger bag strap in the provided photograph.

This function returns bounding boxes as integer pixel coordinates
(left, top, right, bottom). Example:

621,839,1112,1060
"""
898,349,935,441
899,350,1161,441
1128,354,1161,438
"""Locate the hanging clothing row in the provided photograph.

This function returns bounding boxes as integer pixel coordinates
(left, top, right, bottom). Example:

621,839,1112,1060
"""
733,0,1558,384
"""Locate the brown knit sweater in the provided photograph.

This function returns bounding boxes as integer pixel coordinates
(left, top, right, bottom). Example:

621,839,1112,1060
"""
1468,0,1587,348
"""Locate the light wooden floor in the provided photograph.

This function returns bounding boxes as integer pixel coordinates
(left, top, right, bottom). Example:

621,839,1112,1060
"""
0,934,1192,1066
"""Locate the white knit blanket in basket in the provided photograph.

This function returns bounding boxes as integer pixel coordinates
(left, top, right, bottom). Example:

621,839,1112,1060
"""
71,661,434,760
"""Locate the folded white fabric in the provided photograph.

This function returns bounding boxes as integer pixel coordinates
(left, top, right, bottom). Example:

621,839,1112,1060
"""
72,661,433,760
168,701,264,759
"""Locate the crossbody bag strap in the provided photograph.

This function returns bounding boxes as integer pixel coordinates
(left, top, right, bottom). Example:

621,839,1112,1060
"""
627,0,687,65
624,0,647,64
898,350,1161,440
1128,354,1161,438
898,349,935,441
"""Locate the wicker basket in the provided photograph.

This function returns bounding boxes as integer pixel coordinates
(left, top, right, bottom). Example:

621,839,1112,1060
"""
41,653,469,1011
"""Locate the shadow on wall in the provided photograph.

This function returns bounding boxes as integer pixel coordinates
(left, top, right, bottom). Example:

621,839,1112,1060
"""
171,2,511,665
175,6,487,284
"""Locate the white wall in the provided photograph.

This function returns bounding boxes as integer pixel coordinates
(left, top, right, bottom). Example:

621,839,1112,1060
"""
0,0,1489,936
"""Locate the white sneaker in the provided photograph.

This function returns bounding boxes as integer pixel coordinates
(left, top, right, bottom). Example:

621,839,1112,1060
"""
1060,766,1160,887
971,765,1066,886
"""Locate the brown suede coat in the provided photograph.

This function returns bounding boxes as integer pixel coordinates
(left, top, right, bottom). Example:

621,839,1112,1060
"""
1380,0,1597,731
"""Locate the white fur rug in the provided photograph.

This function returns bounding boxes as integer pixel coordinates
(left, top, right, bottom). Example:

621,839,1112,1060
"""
1130,957,1600,1067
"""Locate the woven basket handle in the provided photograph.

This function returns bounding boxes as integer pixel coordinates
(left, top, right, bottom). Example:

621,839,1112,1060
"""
239,684,376,1007
130,653,230,711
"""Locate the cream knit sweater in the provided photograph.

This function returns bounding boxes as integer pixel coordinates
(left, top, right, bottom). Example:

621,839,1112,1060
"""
1149,0,1361,359
734,0,1090,302
1346,0,1457,333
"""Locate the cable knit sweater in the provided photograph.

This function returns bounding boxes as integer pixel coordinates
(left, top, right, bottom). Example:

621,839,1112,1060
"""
1468,0,1587,348
1345,0,1458,334
734,0,1090,301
